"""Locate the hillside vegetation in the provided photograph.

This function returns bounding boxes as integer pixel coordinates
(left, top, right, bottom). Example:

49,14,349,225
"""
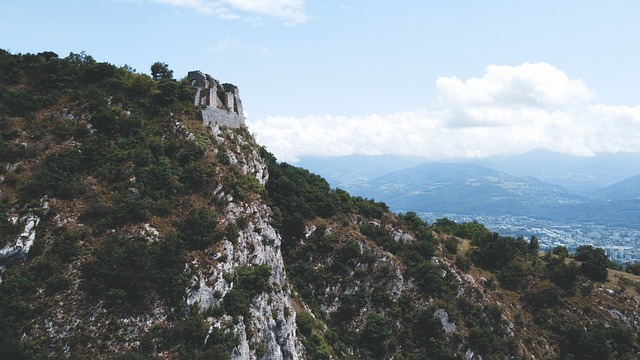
1,50,640,359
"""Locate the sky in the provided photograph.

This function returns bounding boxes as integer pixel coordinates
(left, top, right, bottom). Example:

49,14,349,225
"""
3,0,640,162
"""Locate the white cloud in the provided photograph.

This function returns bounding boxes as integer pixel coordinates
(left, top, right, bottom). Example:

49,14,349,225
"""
148,0,308,24
247,62,640,162
436,62,596,127
224,0,308,24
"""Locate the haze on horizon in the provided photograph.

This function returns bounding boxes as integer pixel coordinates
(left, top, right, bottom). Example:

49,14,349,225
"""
3,1,640,163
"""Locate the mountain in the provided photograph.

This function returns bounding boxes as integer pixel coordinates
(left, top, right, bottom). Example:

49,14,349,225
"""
479,149,640,196
296,151,640,197
295,154,429,192
298,155,640,228
590,173,640,200
359,162,587,216
1,50,640,359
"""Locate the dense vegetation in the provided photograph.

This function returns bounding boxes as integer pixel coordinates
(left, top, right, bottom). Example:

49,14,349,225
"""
0,50,240,358
265,153,639,359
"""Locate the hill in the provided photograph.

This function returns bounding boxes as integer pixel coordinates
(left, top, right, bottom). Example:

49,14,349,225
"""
296,151,640,197
1,49,640,359
590,173,640,201
361,162,587,216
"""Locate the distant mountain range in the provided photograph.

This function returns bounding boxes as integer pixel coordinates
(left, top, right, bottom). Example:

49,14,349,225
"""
590,174,640,201
296,151,640,228
363,162,587,215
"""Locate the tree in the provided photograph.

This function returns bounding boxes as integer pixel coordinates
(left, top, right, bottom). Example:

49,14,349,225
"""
528,235,539,254
552,245,570,258
176,207,219,250
150,61,173,81
574,245,609,282
362,314,392,358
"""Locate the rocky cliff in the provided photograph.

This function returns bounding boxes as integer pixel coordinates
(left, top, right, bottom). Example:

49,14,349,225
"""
0,51,302,359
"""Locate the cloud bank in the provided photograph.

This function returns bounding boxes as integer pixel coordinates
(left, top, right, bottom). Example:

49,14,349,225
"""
248,62,640,162
149,0,308,24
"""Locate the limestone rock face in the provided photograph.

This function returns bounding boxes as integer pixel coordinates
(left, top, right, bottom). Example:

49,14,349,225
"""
0,199,48,263
186,122,302,359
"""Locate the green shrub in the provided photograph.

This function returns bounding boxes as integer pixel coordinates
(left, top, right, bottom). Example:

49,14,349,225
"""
574,245,609,282
82,234,186,312
223,265,272,320
176,207,219,250
362,314,393,358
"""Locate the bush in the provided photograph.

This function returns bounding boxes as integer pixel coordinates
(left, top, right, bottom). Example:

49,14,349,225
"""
499,260,530,290
362,314,393,358
223,265,272,320
523,286,564,309
471,234,528,271
176,207,219,250
296,311,316,337
82,234,186,311
20,148,85,200
574,245,609,282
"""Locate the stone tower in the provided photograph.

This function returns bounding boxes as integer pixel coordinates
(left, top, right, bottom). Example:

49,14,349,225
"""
187,71,245,128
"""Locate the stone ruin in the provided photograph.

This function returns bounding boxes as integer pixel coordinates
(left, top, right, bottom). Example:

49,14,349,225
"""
187,71,245,128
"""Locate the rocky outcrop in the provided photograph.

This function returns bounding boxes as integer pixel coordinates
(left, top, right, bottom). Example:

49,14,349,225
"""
0,199,48,263
186,122,302,359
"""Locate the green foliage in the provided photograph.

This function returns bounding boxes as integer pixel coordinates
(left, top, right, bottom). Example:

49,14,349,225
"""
558,324,638,360
0,126,26,162
176,207,220,250
265,154,391,246
82,234,187,312
150,62,173,81
223,265,272,319
296,311,316,337
433,217,458,234
359,222,398,253
49,226,84,263
470,233,528,271
456,254,471,272
545,253,580,289
455,220,491,240
574,245,609,282
625,262,640,275
498,260,530,290
0,264,39,358
412,261,449,296
552,245,570,258
443,236,459,255
150,306,237,359
266,161,336,221
20,148,85,200
295,311,335,360
362,314,393,358
528,235,540,254
80,193,150,233
523,286,564,309
456,298,517,358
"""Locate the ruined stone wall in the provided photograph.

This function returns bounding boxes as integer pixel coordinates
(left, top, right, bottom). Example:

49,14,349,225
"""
188,71,245,128
202,107,244,128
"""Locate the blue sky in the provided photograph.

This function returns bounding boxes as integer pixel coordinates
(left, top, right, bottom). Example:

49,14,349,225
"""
3,0,640,162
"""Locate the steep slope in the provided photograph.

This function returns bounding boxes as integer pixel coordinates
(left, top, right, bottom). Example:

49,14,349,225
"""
266,160,640,359
295,155,430,193
480,149,640,196
590,173,640,200
0,50,300,359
